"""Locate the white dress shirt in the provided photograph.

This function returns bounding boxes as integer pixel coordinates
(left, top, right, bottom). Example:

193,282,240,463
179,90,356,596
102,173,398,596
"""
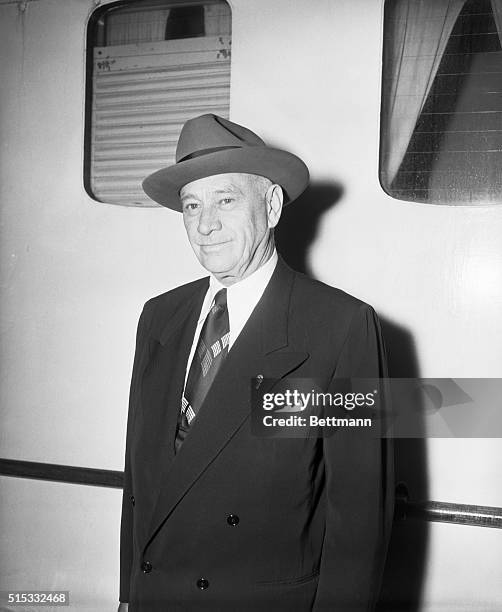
183,249,278,386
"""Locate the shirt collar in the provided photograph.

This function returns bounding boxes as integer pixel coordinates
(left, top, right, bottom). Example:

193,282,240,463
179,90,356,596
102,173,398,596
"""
209,248,277,301
198,249,278,324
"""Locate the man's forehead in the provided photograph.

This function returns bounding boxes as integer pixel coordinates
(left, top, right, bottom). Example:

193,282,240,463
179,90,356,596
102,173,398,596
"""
180,172,268,197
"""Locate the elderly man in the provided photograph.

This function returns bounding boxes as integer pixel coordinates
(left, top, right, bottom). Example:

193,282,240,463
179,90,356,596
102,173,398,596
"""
118,114,394,611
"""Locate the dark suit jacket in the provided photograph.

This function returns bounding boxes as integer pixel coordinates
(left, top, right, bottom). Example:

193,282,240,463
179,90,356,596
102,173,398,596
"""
120,257,394,611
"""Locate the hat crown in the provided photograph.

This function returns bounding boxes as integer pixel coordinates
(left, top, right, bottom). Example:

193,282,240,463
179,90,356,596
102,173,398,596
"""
176,114,265,162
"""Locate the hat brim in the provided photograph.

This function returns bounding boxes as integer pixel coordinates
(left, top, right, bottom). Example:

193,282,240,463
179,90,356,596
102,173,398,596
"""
142,146,309,211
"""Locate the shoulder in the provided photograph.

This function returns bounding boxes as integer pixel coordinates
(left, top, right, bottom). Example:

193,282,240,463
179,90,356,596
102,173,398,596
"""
285,268,385,368
139,276,209,329
144,276,208,310
283,266,381,350
290,268,373,317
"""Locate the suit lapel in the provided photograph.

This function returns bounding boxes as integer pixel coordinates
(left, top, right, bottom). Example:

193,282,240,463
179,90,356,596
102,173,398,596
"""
142,258,309,552
136,278,207,530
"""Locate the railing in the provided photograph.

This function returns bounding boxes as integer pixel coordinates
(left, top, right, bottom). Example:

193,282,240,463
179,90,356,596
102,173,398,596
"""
394,483,502,529
1,458,501,529
0,458,123,488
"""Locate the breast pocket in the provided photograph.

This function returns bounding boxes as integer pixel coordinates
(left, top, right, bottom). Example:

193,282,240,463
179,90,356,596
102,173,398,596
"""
256,569,320,587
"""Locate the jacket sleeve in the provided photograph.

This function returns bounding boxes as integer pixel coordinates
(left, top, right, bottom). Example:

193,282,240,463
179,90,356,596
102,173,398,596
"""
119,304,151,604
312,304,395,612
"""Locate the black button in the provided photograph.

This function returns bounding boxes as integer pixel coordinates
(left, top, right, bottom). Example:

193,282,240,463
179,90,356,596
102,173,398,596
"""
226,514,239,526
196,578,209,590
141,561,152,573
130,495,135,506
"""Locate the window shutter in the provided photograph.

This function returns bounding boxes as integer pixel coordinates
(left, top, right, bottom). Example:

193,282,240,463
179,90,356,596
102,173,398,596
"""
90,36,231,207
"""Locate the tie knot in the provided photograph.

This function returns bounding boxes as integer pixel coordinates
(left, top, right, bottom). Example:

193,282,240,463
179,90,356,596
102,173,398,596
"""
213,288,227,309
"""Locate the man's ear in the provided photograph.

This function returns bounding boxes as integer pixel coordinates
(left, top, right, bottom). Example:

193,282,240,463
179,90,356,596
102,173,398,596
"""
265,184,284,229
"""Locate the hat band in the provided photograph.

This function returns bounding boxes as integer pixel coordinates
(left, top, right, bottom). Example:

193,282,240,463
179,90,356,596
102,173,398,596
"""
178,145,242,163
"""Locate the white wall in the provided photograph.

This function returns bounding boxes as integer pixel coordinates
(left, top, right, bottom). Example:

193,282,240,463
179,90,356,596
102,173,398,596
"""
0,0,202,469
0,476,120,612
1,0,501,609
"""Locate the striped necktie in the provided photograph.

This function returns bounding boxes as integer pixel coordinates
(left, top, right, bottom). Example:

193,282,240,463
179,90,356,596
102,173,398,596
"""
175,288,230,452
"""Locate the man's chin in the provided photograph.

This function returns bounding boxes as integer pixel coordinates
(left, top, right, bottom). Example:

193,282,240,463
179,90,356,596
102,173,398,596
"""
197,253,234,276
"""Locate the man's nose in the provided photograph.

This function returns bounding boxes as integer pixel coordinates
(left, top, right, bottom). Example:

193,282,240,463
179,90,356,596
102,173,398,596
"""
197,204,222,235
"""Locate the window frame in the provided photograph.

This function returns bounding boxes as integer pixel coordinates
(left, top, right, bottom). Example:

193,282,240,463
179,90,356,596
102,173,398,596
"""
83,0,232,207
379,0,502,206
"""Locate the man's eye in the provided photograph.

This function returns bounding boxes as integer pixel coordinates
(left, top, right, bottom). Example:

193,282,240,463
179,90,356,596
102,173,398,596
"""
220,198,233,205
184,202,199,211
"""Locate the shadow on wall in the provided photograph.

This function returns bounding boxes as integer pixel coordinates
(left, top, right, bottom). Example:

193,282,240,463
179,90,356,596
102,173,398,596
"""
277,181,430,612
377,321,429,612
275,181,344,276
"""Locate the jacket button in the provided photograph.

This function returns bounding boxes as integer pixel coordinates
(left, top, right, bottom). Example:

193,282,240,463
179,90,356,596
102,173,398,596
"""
130,495,135,506
196,578,209,590
141,561,152,573
226,514,239,526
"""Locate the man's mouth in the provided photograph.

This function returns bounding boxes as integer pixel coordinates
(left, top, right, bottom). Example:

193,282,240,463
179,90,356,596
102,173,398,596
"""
199,241,230,250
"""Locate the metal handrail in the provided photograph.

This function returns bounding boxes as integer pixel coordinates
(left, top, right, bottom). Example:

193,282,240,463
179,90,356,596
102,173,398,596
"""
1,458,501,529
0,457,123,488
395,494,502,529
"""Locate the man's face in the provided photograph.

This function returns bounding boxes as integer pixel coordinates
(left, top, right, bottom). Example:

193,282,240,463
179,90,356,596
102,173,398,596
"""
180,173,276,283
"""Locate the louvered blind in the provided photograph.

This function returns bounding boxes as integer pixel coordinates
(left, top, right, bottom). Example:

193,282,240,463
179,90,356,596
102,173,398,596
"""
90,36,231,207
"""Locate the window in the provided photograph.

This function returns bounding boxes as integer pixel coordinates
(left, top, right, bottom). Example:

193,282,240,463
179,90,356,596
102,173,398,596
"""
85,0,231,207
380,0,502,204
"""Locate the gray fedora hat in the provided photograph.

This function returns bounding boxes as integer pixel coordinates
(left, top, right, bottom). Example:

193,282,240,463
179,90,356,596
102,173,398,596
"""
142,114,309,211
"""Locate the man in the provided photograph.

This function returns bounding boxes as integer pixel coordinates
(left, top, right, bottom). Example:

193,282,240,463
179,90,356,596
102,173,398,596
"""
118,114,394,611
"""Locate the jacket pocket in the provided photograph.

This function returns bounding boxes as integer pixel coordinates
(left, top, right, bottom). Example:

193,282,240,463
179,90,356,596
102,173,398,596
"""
255,569,319,587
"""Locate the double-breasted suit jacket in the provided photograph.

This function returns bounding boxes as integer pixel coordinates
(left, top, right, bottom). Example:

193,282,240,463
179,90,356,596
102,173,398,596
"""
119,257,394,611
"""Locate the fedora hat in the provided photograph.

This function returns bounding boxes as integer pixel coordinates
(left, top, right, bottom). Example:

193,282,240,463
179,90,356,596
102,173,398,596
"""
142,114,309,211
